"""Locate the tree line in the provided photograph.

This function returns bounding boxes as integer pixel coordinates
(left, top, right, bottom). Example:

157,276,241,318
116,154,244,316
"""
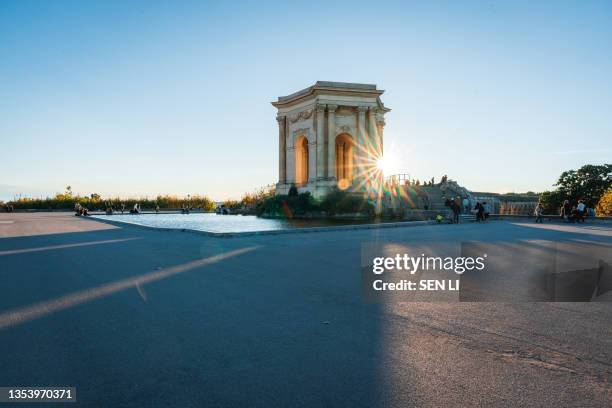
4,186,216,211
539,164,611,215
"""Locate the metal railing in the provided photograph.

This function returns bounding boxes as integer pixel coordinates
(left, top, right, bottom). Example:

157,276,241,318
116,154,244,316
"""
384,174,411,183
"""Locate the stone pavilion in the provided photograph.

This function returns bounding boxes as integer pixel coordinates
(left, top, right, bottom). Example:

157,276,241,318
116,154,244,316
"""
272,81,390,198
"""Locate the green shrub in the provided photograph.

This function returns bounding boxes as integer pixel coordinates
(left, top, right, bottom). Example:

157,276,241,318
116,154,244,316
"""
257,192,319,217
256,195,282,216
319,190,374,216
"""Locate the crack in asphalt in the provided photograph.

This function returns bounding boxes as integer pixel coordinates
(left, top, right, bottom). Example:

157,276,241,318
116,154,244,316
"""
376,308,612,384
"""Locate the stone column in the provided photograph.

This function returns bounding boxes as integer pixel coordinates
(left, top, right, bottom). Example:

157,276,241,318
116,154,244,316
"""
355,106,368,187
277,115,286,184
327,104,337,180
369,107,383,212
308,136,316,183
376,113,385,157
368,107,379,155
316,103,326,180
375,113,386,211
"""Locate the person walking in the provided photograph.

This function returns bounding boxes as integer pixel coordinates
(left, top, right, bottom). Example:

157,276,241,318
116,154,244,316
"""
534,202,544,223
451,200,460,224
475,201,484,222
483,201,491,221
576,200,586,223
454,196,462,212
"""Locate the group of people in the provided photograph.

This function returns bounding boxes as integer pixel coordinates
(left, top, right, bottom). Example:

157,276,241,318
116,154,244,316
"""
474,201,492,222
104,203,174,215
74,203,90,216
445,196,596,225
103,203,144,215
444,196,491,223
559,199,593,223
534,199,594,223
3,204,14,212
103,203,127,215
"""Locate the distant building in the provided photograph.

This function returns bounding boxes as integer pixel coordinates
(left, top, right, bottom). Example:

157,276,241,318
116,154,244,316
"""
272,81,390,198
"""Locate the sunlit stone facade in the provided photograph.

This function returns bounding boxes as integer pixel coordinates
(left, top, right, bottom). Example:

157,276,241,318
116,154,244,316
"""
272,81,390,198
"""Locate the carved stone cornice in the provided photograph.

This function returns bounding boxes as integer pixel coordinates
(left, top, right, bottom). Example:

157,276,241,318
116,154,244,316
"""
276,115,286,124
289,109,313,123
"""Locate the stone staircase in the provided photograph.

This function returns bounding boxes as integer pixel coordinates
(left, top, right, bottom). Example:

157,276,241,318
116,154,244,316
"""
419,186,449,211
383,180,477,222
459,213,476,222
420,184,477,222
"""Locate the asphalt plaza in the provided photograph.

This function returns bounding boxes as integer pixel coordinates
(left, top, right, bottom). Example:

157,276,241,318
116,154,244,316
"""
0,213,611,407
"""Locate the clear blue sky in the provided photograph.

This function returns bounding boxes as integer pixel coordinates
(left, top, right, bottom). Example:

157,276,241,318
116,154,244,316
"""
1,0,611,200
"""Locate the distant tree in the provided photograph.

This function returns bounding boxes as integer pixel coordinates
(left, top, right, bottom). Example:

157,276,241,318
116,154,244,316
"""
65,186,73,197
554,164,611,207
223,199,241,210
240,184,275,209
596,189,612,216
90,193,101,200
539,164,611,213
538,190,565,213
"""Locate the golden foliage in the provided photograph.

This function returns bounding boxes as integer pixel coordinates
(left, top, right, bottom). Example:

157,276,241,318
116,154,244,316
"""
596,189,612,216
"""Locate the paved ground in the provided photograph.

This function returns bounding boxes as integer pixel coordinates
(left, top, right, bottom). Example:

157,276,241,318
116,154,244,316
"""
0,212,118,238
0,213,611,407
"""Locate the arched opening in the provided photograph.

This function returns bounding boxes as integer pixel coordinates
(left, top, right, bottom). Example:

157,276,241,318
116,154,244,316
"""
335,133,354,187
295,136,309,185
